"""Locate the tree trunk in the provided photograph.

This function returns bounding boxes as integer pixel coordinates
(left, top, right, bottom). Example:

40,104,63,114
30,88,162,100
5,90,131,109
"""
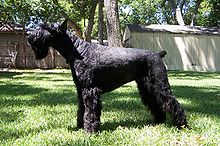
84,0,98,42
104,0,122,47
176,7,185,25
169,0,185,25
190,0,203,26
169,0,176,13
98,0,104,45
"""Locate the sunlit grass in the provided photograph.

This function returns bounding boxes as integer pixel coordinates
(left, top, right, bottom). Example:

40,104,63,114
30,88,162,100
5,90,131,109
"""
0,70,219,145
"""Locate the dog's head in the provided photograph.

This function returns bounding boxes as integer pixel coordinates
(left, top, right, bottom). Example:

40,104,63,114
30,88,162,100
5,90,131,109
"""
27,25,51,59
27,19,83,62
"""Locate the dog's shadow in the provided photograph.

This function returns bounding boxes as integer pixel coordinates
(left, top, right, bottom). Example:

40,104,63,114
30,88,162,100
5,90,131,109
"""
67,83,174,132
101,119,152,131
100,90,152,131
68,88,174,132
67,119,153,132
101,113,173,132
68,117,173,132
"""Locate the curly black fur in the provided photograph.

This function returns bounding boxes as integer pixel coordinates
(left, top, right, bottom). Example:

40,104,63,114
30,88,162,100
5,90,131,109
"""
27,19,188,133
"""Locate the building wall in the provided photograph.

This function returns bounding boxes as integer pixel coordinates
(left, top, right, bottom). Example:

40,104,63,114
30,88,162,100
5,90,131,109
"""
127,31,220,72
0,33,68,69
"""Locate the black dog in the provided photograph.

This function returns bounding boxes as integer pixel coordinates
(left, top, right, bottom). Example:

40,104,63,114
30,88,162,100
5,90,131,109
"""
27,19,188,133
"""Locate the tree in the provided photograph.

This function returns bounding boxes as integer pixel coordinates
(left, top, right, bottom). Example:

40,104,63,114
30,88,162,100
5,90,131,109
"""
0,0,32,26
208,0,220,26
0,0,33,44
1,0,220,45
84,0,98,42
167,0,204,26
104,0,122,47
119,0,161,29
98,0,104,45
190,0,203,26
52,0,83,38
168,0,185,25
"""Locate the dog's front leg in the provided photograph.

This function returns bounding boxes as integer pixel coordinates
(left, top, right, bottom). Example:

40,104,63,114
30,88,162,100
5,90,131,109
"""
82,88,102,133
76,89,85,129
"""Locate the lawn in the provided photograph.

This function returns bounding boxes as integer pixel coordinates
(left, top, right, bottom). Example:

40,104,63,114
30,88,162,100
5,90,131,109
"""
0,70,219,146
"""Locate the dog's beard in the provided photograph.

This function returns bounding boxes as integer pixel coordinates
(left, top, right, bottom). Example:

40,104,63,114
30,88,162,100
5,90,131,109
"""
33,45,49,60
27,31,50,60
35,49,48,59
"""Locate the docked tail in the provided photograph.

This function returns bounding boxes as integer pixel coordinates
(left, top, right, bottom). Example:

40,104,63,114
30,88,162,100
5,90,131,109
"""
158,51,167,58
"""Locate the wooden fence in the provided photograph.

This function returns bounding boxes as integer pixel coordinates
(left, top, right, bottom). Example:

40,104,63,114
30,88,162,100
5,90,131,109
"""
0,41,69,69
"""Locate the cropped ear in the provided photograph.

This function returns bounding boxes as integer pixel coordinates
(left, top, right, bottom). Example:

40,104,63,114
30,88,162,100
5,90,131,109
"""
59,19,69,33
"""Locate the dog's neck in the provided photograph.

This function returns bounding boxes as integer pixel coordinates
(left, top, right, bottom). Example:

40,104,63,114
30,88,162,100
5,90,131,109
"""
50,37,83,64
55,47,82,64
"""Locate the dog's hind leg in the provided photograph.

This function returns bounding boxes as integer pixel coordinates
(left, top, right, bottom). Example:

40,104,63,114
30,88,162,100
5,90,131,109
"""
136,78,166,124
82,87,102,133
149,57,188,129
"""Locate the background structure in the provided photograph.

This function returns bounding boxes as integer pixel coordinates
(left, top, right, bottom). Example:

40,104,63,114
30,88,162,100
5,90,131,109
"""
124,24,220,72
0,24,68,69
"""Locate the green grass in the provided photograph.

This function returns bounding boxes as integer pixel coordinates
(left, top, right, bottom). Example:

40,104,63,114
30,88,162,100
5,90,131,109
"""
0,70,219,146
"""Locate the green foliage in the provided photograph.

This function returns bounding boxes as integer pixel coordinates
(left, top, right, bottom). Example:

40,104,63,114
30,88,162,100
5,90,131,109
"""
0,0,95,28
119,0,220,27
119,0,162,30
195,1,211,26
0,70,219,145
1,0,220,38
0,0,33,25
30,0,63,24
0,0,63,26
208,0,220,26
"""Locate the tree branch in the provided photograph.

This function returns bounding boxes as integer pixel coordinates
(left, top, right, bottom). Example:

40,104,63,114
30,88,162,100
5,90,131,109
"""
84,0,98,42
190,0,203,26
